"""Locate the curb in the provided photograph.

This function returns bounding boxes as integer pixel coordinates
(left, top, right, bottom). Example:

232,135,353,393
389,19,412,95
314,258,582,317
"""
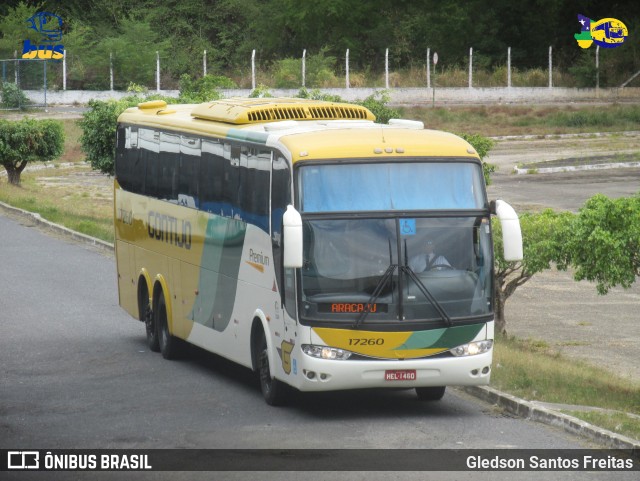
1,201,638,452
0,200,114,253
463,386,640,452
490,131,640,141
513,161,640,175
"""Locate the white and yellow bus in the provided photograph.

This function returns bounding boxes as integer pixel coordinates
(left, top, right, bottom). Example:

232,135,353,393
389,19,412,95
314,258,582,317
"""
114,97,522,405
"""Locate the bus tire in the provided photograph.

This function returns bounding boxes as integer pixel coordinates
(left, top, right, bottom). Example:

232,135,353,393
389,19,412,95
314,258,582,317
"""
139,284,159,352
416,386,446,401
156,292,182,360
256,330,288,406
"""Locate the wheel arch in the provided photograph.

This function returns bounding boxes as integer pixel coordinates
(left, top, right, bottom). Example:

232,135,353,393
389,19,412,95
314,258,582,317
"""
136,269,153,320
152,274,174,333
250,313,271,373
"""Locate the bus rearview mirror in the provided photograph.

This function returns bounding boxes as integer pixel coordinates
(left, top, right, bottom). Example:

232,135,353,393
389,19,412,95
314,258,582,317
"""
494,200,523,262
283,205,303,268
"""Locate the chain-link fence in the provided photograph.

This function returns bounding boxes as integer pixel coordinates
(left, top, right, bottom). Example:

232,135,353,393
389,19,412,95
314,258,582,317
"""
0,58,62,110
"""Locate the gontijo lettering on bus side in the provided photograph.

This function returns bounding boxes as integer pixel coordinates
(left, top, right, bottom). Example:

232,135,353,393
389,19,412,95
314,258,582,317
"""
147,211,192,250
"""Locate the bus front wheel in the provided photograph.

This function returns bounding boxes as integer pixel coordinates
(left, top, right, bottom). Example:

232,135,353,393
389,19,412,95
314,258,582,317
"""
256,330,288,406
416,386,446,401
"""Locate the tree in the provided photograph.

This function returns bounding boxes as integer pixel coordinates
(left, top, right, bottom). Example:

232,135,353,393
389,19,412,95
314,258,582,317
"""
559,194,640,294
0,2,39,59
79,96,157,175
457,133,496,185
492,209,572,334
0,118,64,185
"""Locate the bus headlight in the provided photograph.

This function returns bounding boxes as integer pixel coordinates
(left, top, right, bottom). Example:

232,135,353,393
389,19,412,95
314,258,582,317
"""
302,344,352,360
450,340,493,357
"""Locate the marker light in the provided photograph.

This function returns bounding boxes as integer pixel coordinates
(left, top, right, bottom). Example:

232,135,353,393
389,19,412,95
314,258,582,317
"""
302,345,352,360
450,340,493,357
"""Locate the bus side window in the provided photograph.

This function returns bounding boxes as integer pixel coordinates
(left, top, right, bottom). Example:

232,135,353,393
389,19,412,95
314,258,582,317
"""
242,148,270,232
179,135,201,208
158,132,180,202
139,129,160,198
200,139,225,214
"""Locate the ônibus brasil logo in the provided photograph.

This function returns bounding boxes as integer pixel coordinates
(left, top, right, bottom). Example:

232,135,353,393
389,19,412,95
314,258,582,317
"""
22,11,65,60
574,14,628,49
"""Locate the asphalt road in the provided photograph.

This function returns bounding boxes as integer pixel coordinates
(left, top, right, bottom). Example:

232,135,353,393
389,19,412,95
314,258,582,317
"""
2,212,636,481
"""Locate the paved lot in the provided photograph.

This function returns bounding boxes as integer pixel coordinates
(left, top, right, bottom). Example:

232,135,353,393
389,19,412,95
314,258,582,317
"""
487,134,640,383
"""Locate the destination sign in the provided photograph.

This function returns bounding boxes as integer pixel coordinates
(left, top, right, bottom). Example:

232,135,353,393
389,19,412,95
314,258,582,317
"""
318,303,388,314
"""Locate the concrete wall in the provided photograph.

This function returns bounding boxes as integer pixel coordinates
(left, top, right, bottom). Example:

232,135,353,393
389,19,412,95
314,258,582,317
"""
24,87,640,106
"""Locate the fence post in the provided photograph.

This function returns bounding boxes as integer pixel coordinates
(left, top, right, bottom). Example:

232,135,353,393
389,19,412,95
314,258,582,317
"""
43,60,47,111
468,47,473,88
302,49,306,87
426,48,431,89
156,51,160,92
507,47,511,88
63,49,66,91
595,45,600,90
203,50,207,77
385,48,389,89
251,49,256,90
14,50,18,86
110,52,114,91
548,46,552,88
346,49,350,88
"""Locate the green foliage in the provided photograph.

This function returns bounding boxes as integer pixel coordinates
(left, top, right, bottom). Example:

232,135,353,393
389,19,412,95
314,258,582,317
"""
0,118,64,185
178,74,235,103
0,2,39,58
492,209,573,333
297,88,344,103
2,1,638,88
559,194,640,294
457,133,496,185
494,209,572,276
126,82,149,94
568,51,598,88
249,84,273,98
354,91,400,124
1,82,30,109
273,58,302,88
79,94,174,175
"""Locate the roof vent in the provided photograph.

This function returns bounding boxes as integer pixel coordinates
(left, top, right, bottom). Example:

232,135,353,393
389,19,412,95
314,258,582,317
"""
191,98,375,124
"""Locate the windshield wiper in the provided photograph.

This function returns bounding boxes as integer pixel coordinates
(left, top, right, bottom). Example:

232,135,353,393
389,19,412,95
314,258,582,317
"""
353,264,396,329
401,266,452,327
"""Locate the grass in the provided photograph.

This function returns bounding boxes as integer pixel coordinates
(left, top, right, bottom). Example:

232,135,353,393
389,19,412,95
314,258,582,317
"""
401,104,640,137
493,335,640,440
0,169,114,242
0,117,114,242
561,411,640,441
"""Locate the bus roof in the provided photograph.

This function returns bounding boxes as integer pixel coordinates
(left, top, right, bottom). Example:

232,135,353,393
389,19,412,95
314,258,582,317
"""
117,98,479,163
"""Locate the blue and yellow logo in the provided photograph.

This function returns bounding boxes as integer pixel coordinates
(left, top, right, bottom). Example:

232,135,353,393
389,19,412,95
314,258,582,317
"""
575,14,628,49
22,12,65,60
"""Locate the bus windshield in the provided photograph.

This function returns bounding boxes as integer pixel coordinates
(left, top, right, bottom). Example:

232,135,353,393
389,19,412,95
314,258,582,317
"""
300,217,493,325
299,161,487,212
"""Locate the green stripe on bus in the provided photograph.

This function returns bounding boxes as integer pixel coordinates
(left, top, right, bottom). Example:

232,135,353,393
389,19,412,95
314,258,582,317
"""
395,323,484,350
227,128,269,144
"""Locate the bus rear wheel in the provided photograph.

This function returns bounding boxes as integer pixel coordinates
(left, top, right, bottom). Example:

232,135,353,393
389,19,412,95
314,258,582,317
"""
140,289,159,352
156,292,182,360
256,330,288,406
416,386,446,401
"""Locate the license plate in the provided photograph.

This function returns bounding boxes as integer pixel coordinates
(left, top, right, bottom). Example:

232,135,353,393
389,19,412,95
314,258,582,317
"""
384,369,417,381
